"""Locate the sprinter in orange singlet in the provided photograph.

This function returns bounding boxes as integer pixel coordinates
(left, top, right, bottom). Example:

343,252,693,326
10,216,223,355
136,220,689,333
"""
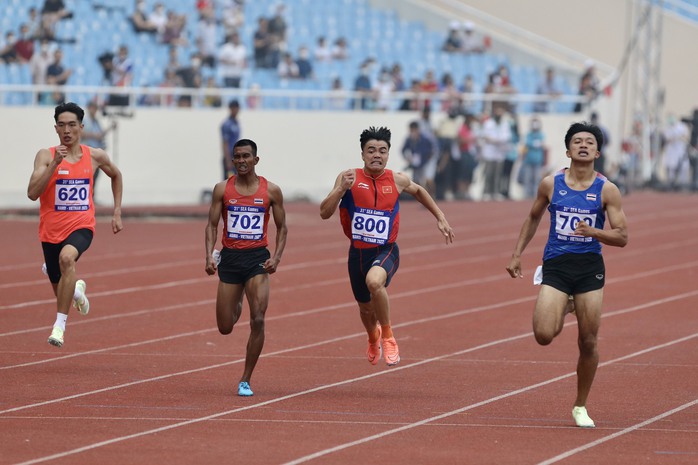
320,126,455,367
27,102,123,348
205,138,287,397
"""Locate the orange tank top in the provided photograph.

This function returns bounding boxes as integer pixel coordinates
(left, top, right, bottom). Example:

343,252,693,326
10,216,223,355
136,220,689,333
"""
221,176,270,250
39,145,96,243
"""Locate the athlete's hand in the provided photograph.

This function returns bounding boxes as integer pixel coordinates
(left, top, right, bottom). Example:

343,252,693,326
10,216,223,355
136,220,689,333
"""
205,256,217,276
339,169,355,191
112,213,123,234
262,257,280,274
437,218,455,244
573,220,594,237
53,145,68,164
506,255,523,278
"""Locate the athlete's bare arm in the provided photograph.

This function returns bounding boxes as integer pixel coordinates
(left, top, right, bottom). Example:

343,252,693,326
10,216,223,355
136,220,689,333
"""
91,148,123,234
319,169,355,219
394,171,454,244
27,148,59,201
574,181,628,247
205,181,226,275
506,174,553,278
266,181,288,274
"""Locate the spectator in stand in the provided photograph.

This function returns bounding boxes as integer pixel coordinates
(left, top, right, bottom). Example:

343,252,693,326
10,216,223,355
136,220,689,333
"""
442,21,463,53
218,32,247,88
402,120,435,188
373,68,395,111
15,24,35,63
460,73,479,115
0,31,18,64
40,0,72,42
519,116,546,199
313,36,332,62
43,48,72,105
389,63,405,92
574,60,600,113
222,0,245,36
26,7,45,41
534,66,562,113
253,17,272,68
434,108,463,200
499,112,520,199
176,53,204,106
456,113,479,200
149,3,168,36
161,10,188,47
196,8,218,68
30,39,53,86
268,3,288,49
328,76,347,110
130,0,158,34
662,113,690,190
108,45,133,106
418,105,440,196
419,69,439,110
277,52,299,79
202,76,223,108
164,45,181,75
142,68,181,106
461,21,486,54
296,46,313,80
479,104,512,201
440,72,461,113
399,79,421,112
353,61,373,110
331,37,350,60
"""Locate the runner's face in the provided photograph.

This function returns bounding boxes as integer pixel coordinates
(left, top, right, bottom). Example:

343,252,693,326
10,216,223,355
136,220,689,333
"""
567,131,599,161
232,146,257,174
361,140,389,173
54,112,82,146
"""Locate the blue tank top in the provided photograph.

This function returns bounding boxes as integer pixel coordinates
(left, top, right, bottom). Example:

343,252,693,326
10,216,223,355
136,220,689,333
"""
543,169,606,261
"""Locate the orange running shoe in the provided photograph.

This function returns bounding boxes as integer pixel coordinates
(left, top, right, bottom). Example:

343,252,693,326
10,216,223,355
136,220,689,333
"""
382,336,400,366
366,325,382,365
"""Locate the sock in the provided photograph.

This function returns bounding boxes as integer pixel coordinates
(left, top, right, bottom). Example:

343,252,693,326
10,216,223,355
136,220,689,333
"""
381,324,393,339
73,286,83,302
54,313,68,331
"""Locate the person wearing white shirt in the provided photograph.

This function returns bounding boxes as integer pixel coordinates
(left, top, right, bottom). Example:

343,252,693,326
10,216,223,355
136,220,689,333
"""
218,32,247,88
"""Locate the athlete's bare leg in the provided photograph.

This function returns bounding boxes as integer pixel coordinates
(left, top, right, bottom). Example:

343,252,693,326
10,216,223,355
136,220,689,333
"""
572,289,603,407
239,274,269,384
532,284,570,345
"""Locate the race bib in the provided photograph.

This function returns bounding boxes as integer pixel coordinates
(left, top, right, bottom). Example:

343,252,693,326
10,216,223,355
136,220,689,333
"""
555,210,597,238
226,205,265,240
352,207,391,245
54,178,91,211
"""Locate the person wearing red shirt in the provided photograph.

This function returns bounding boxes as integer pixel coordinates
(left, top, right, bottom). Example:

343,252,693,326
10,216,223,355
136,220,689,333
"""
205,139,288,397
320,127,455,367
27,102,123,348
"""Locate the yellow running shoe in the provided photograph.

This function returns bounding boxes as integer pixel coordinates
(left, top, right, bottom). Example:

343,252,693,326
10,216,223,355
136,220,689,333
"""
382,336,400,366
48,327,64,348
572,406,595,428
366,325,382,365
74,279,90,315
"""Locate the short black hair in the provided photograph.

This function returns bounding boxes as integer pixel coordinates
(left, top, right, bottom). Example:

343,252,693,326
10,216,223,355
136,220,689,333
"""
233,138,257,155
360,126,391,150
54,102,84,122
564,121,604,152
228,99,240,108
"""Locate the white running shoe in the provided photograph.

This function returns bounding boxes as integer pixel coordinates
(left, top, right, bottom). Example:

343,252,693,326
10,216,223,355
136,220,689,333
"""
572,406,595,428
74,279,90,315
48,327,64,347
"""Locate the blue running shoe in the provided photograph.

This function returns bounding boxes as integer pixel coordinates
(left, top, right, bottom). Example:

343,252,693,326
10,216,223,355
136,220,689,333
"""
238,381,253,397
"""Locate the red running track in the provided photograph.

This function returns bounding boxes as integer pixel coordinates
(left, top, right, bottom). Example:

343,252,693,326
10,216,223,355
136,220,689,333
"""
1,191,697,465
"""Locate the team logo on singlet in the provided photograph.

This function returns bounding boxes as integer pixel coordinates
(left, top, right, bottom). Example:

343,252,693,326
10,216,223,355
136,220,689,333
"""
358,182,369,189
586,193,597,201
254,198,263,204
228,199,237,204
382,186,393,193
58,169,69,175
559,190,567,196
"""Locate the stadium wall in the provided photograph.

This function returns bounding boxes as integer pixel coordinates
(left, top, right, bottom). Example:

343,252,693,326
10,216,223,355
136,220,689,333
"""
1,107,591,208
